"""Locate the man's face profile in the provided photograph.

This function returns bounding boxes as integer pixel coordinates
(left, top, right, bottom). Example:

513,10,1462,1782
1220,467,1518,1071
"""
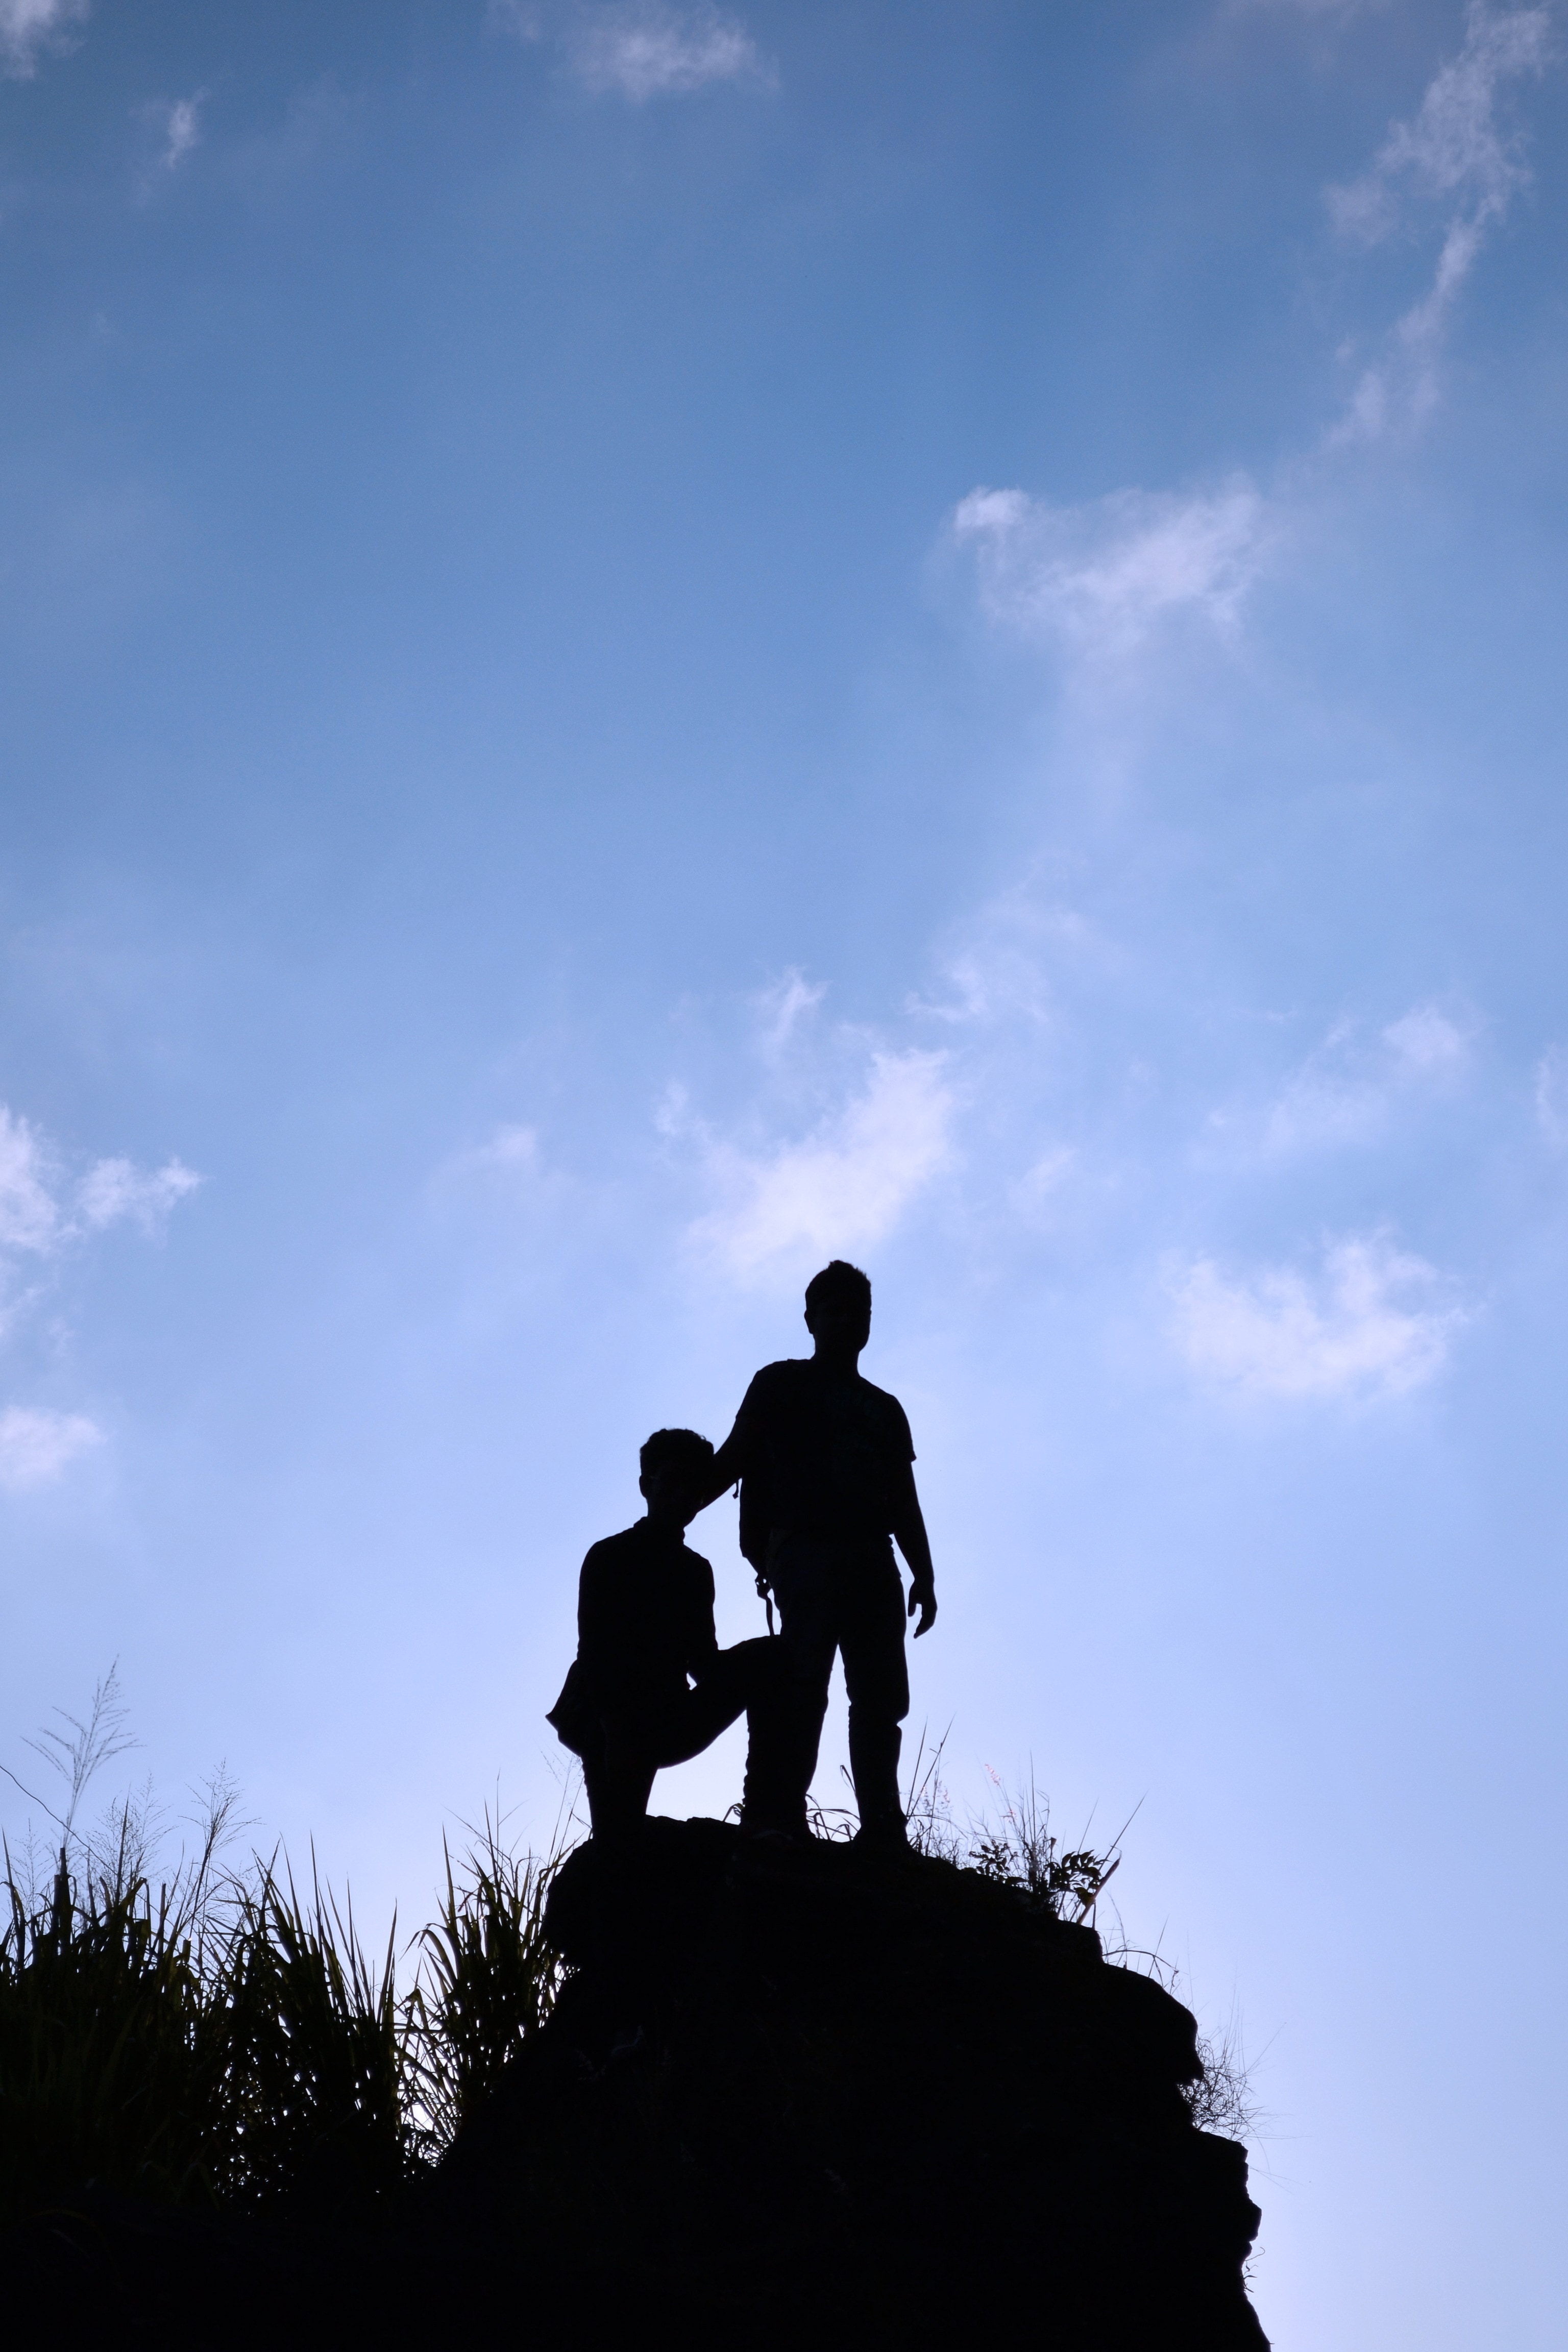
805,1296,871,1359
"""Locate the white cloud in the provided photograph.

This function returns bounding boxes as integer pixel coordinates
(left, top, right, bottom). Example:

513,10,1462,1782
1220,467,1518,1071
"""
0,1099,200,1330
0,0,87,79
0,1108,64,1254
1382,1004,1470,1073
1170,1232,1466,1400
1330,4,1550,235
0,1110,196,1490
754,968,826,1058
1261,1003,1472,1155
1328,4,1553,439
1534,1047,1568,1147
445,1124,542,1178
1237,1,1390,12
952,478,1268,657
944,12,1555,674
159,91,206,169
1012,1145,1076,1219
688,1049,955,1275
77,1155,202,1232
0,1404,102,1490
558,2,772,100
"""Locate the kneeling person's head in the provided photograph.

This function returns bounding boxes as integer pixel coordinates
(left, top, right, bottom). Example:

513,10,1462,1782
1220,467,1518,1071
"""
639,1427,715,1531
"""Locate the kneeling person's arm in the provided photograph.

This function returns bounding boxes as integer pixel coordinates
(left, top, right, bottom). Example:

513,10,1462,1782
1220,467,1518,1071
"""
684,1552,721,1685
578,1542,644,1713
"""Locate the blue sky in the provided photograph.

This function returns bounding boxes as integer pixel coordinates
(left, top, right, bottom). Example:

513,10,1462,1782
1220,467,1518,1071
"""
3,2,1566,2338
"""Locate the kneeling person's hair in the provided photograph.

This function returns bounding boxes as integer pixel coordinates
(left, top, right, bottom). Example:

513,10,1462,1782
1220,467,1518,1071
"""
804,1259,872,1319
640,1426,716,1482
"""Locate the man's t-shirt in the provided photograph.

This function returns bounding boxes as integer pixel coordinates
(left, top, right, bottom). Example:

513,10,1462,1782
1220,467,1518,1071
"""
728,1358,915,1563
574,1521,718,1719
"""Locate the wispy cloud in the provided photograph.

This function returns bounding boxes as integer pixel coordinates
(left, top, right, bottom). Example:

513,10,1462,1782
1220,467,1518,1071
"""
571,3,771,99
1233,0,1393,16
0,1103,199,1488
1382,1004,1472,1072
157,91,207,170
684,1048,955,1275
497,2,774,101
951,10,1555,665
1330,4,1550,238
951,479,1269,659
0,1108,65,1255
442,1123,542,1180
908,891,1108,1032
1169,1231,1466,1400
78,1155,202,1232
1534,1046,1568,1147
753,968,827,1058
0,0,87,80
0,1404,102,1491
0,1108,196,1257
1011,1144,1076,1220
1259,1003,1473,1155
1328,3,1553,439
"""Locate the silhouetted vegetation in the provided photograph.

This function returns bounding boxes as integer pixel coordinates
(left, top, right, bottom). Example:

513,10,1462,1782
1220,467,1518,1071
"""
1,1675,1260,2232
0,1668,566,2225
0,1821,567,2224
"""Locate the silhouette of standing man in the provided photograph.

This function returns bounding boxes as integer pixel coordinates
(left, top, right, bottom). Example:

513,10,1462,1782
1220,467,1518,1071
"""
699,1261,937,1846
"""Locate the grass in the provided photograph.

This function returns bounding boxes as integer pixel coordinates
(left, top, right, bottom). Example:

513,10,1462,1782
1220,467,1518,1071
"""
406,1814,565,2158
0,1831,569,2224
900,1727,1268,2143
1,1681,1261,2225
901,1729,1127,1924
0,1664,571,2222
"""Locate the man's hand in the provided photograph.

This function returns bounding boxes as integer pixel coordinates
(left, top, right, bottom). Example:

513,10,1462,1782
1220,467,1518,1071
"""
890,1467,937,1637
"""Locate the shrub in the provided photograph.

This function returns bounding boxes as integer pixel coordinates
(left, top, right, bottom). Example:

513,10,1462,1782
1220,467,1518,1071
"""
1,1676,1263,2224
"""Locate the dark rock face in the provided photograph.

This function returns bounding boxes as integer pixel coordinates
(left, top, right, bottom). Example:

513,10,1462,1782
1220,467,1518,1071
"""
5,1817,1268,2345
443,1816,1269,2347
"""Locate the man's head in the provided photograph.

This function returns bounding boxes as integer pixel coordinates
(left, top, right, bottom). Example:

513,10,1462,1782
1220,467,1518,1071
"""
639,1427,715,1531
803,1260,872,1362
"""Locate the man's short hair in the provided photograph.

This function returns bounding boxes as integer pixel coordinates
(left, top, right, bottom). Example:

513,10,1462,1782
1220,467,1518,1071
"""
640,1427,716,1481
804,1260,872,1321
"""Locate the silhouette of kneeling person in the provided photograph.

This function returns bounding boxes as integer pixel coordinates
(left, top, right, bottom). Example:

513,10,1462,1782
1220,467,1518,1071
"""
547,1427,787,1841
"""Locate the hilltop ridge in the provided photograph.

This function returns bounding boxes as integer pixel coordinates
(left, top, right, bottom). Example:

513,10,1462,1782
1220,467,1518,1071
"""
439,1814,1269,2345
6,1813,1269,2345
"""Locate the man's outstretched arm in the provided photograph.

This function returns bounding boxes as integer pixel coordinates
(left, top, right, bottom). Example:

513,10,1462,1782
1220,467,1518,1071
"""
889,1462,937,1637
690,1417,750,1516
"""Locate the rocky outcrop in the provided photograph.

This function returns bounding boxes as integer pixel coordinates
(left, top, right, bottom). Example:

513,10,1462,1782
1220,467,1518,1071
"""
8,1816,1268,2344
443,1816,1269,2346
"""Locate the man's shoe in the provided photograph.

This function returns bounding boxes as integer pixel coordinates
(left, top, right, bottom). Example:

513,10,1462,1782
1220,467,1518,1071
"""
852,1816,911,1854
738,1808,810,1847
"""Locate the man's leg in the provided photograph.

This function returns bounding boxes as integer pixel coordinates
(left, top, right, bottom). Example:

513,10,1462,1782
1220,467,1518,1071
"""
733,1637,799,1833
768,1536,842,1827
646,1641,798,1833
838,1539,911,1840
